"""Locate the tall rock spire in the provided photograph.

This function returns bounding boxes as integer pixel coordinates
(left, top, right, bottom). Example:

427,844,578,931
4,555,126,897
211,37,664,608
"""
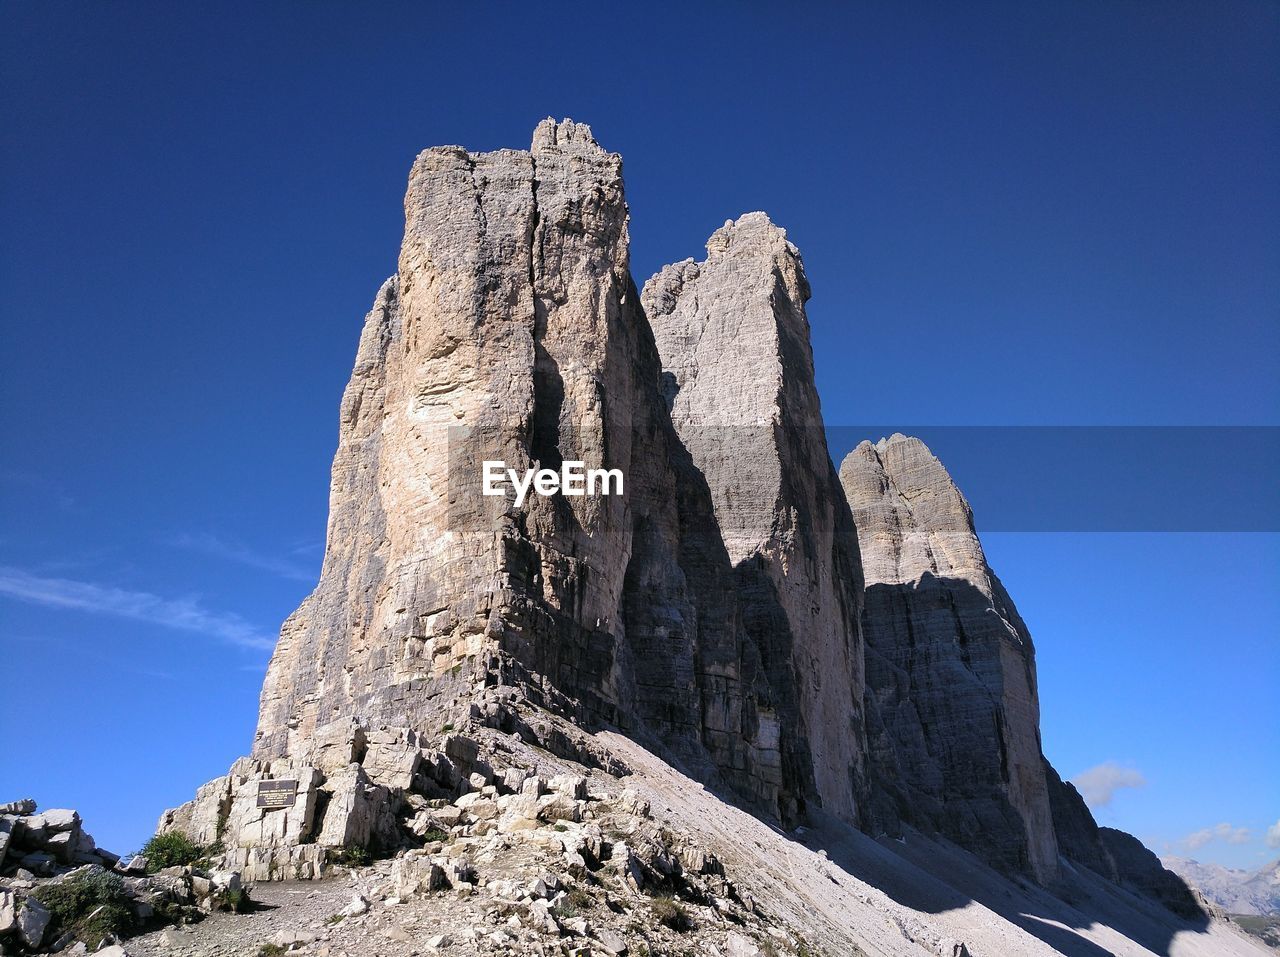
644,213,868,824
252,122,827,822
839,434,1059,881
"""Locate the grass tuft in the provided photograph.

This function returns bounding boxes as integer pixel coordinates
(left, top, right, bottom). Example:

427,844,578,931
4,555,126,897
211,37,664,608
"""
651,894,694,932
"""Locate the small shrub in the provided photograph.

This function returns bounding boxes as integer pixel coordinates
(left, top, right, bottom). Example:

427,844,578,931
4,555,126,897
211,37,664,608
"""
258,945,286,957
440,722,455,733
566,887,593,910
34,868,136,949
141,831,206,872
331,845,372,868
553,823,569,832
418,828,449,844
325,913,344,925
553,900,578,919
651,895,693,932
152,898,203,927
215,887,251,913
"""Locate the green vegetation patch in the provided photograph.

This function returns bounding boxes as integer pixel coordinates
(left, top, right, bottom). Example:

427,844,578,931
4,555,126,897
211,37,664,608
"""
651,894,694,932
33,868,137,949
141,831,207,873
331,845,373,868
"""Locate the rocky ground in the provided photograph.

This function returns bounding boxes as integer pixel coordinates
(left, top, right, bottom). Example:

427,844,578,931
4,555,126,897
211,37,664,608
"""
126,850,787,957
6,718,1274,957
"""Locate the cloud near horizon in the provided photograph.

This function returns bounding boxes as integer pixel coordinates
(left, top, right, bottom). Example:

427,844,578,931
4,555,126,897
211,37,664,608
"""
1072,761,1147,807
1183,822,1252,850
0,566,275,650
1267,819,1280,849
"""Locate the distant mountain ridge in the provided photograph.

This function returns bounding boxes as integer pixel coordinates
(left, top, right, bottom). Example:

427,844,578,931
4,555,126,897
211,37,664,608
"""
1164,856,1280,915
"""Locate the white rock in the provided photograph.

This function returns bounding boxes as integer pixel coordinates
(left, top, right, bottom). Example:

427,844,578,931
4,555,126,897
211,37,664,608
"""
0,888,15,933
18,897,50,948
340,894,369,917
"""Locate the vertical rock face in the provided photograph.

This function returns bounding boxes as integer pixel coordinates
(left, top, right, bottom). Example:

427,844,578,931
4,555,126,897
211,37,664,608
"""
839,434,1059,882
842,434,1206,910
253,120,825,821
642,214,867,824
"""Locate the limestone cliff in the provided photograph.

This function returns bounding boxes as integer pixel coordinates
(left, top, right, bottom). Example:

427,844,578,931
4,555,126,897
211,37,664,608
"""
643,214,867,824
251,120,840,823
843,434,1205,914
839,434,1059,882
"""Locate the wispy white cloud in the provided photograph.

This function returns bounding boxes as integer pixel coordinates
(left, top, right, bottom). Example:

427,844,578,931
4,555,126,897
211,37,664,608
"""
1072,761,1147,807
0,566,274,650
1183,822,1252,850
1266,819,1280,849
171,532,314,582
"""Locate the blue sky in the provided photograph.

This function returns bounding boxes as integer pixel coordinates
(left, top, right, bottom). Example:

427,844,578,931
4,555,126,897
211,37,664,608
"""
1,2,1276,866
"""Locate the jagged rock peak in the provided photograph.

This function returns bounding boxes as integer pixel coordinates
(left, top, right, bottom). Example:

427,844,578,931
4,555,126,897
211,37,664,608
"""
530,116,606,152
645,212,809,338
644,212,818,429
840,433,989,587
842,434,1059,883
246,118,830,828
644,215,868,825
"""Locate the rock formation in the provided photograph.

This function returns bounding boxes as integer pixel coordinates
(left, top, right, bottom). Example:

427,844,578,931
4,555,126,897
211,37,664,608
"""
839,433,1059,881
140,120,1222,956
842,434,1205,915
180,119,867,878
0,800,243,953
643,213,867,824
0,801,118,878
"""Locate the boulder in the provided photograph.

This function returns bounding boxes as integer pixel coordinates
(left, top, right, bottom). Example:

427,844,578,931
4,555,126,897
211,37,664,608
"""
18,897,50,948
314,765,396,850
34,808,79,832
0,888,16,933
340,894,368,917
537,794,583,824
549,775,587,800
597,928,628,954
0,814,14,866
363,740,421,791
119,855,149,875
392,857,448,896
